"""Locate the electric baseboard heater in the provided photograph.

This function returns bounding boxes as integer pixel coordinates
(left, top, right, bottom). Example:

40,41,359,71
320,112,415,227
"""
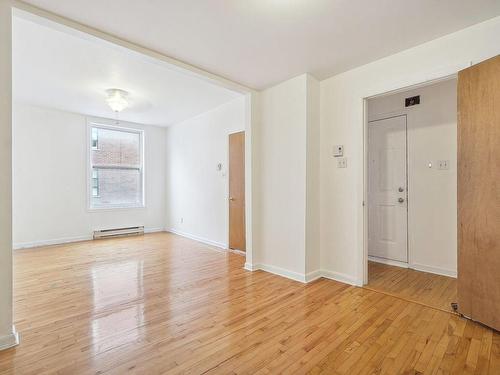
93,226,144,239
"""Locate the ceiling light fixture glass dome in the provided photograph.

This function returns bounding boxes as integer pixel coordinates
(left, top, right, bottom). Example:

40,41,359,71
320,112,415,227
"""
106,88,129,112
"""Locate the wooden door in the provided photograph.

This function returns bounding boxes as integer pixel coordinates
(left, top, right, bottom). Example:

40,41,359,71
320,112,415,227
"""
458,55,500,331
229,132,246,251
368,116,408,263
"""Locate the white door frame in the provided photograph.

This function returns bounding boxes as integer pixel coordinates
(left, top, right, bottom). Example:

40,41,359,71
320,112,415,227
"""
362,74,457,285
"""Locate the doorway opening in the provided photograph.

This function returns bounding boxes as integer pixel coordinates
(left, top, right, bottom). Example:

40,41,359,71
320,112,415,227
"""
7,4,257,353
364,77,458,312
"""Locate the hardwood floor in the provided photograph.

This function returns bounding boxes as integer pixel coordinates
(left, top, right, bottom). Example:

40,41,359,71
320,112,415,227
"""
366,261,458,312
0,233,498,374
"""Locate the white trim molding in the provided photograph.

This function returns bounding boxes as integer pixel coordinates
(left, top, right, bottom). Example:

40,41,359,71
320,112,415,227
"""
256,264,308,283
368,256,457,278
410,263,457,278
14,227,167,250
0,326,19,351
243,264,358,286
144,227,165,234
368,256,409,269
244,262,260,272
13,235,93,250
166,228,227,250
243,263,307,282
305,270,323,283
320,270,359,286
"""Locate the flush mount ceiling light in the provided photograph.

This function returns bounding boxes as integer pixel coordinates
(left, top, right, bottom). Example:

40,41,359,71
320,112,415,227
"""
106,88,129,112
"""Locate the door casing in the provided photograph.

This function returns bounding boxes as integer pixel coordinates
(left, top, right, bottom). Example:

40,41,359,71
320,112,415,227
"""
362,75,458,285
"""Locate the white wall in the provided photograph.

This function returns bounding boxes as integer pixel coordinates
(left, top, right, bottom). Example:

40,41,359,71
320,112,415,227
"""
256,75,307,276
368,79,457,277
165,97,245,248
305,75,320,275
253,74,320,281
0,0,17,350
320,16,500,285
12,103,167,248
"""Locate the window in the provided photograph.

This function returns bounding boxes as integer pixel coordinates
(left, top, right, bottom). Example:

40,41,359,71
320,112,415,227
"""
89,124,144,209
91,128,99,150
92,169,99,197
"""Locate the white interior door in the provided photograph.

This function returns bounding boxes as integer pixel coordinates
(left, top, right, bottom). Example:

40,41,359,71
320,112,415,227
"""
368,115,408,263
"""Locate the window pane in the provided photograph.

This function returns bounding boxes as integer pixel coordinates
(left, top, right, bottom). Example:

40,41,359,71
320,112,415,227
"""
91,128,140,167
91,128,99,149
89,126,143,209
91,168,142,207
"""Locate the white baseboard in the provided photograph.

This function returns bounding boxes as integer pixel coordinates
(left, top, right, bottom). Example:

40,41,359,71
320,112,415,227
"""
368,256,409,269
144,227,166,234
13,235,93,250
320,269,358,286
305,269,323,283
244,262,259,271
254,263,307,283
0,326,19,351
243,263,358,286
13,227,168,250
243,263,307,283
410,262,457,278
166,228,227,250
368,256,457,278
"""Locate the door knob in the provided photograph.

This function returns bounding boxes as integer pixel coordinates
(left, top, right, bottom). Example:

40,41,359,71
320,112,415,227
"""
398,197,405,203
229,197,235,201
398,187,404,192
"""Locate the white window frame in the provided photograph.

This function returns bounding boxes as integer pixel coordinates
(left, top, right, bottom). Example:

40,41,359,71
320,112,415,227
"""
87,120,145,211
91,127,99,150
91,169,100,198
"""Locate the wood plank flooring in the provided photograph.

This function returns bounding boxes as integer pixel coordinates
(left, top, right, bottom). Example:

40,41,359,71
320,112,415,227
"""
0,233,498,374
366,261,458,312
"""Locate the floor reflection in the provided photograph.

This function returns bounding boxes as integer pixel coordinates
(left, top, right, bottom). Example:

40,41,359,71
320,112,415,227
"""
91,260,145,354
91,260,144,308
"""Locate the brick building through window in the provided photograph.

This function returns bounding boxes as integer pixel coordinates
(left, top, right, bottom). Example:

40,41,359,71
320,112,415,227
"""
89,125,144,209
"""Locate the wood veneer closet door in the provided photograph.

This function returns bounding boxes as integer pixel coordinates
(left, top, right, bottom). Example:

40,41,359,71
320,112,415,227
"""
228,131,246,251
457,55,500,331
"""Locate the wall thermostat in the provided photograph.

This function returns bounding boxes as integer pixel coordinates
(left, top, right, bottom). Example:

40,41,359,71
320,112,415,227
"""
333,145,344,157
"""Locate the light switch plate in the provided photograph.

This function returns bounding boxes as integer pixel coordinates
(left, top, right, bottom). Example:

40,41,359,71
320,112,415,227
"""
337,158,347,168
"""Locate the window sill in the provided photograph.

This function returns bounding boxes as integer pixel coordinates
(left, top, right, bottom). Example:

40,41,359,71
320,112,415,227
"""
88,205,146,212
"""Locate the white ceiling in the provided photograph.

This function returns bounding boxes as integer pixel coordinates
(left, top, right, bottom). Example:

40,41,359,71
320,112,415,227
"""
13,13,241,126
20,0,500,89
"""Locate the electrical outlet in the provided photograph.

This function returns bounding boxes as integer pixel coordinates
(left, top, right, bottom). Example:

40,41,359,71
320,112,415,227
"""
438,160,450,170
337,158,347,168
